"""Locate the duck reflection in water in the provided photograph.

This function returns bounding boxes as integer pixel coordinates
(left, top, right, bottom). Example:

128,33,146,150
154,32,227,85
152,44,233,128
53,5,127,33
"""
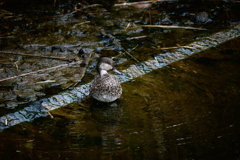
88,57,123,132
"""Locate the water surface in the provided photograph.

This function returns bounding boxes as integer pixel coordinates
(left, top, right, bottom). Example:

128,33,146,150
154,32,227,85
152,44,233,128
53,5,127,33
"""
0,37,240,159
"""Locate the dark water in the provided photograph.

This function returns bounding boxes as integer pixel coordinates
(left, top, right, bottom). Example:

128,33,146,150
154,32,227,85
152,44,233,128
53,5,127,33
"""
0,38,240,159
1,0,240,160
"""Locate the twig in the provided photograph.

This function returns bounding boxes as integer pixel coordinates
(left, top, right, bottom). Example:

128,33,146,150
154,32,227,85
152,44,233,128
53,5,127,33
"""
128,44,139,52
0,36,14,39
89,12,110,15
176,44,185,51
0,61,82,83
5,119,7,126
14,60,19,70
114,0,178,6
0,61,19,70
126,36,147,40
160,45,196,50
154,56,159,63
125,23,131,29
0,9,13,15
191,43,204,48
27,139,34,143
73,53,91,87
83,1,89,5
0,51,75,62
72,8,88,14
141,25,207,30
47,111,54,119
0,23,8,29
122,48,139,63
42,105,54,119
160,46,179,50
36,80,56,84
75,21,90,26
181,46,196,49
4,16,14,19
0,62,16,66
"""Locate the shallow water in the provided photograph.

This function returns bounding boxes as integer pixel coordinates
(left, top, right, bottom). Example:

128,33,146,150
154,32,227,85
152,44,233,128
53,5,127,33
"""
1,1,240,159
0,37,240,159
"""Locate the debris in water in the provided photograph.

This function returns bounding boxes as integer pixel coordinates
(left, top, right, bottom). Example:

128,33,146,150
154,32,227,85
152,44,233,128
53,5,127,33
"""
141,25,207,30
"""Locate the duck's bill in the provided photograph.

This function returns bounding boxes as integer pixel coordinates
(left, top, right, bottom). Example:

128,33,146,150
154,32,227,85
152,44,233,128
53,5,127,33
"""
112,68,122,75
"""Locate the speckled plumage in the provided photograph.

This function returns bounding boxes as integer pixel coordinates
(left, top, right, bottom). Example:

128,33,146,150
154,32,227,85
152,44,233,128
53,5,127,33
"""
89,57,122,102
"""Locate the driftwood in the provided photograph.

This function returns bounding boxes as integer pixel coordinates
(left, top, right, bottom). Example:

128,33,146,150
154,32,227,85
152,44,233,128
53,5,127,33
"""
0,61,83,83
141,25,207,30
0,51,76,62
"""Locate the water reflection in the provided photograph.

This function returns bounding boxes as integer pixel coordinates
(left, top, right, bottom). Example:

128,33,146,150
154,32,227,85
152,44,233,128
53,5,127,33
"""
90,100,122,131
90,100,123,157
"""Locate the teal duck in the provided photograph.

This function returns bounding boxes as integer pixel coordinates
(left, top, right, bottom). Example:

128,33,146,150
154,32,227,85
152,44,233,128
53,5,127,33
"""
89,57,122,102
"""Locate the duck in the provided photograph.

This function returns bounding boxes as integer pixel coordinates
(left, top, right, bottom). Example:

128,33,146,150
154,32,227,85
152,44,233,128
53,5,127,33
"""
89,57,122,102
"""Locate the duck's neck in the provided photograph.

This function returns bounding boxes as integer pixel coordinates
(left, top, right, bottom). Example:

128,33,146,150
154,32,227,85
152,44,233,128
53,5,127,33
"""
100,70,108,78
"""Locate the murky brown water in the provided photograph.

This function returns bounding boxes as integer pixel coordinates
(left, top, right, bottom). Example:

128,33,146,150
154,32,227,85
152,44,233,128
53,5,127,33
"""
0,37,240,159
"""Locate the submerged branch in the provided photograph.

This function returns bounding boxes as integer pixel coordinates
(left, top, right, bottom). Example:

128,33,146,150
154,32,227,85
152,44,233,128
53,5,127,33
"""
0,51,76,62
141,25,207,30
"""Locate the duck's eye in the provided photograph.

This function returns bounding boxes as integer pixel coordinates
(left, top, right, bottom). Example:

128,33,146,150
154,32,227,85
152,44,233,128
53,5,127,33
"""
106,61,111,65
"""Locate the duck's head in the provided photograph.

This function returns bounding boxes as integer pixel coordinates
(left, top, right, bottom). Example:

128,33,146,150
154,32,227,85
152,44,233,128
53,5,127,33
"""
97,57,122,77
